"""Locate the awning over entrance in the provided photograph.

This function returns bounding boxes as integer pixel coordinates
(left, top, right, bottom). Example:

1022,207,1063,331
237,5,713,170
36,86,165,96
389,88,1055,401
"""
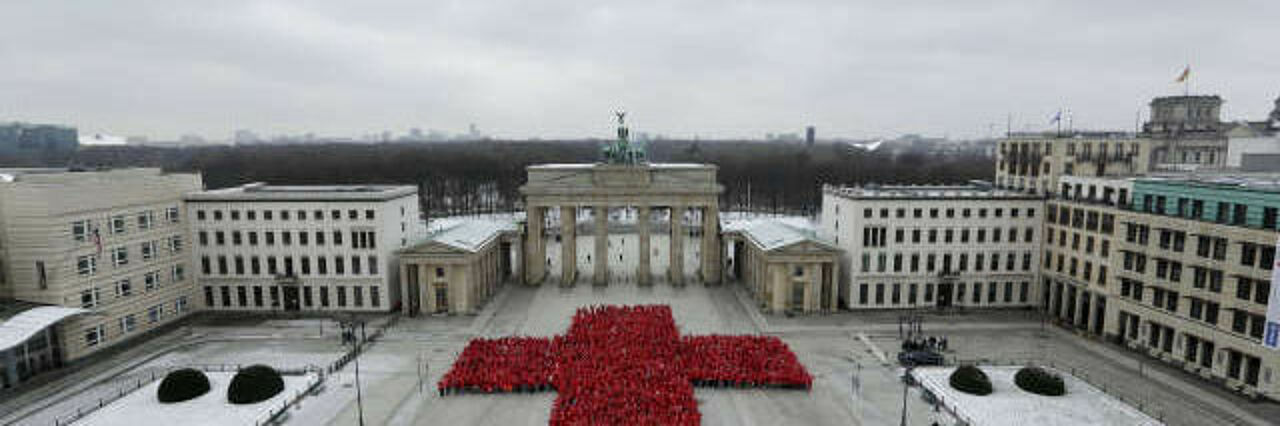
0,306,87,352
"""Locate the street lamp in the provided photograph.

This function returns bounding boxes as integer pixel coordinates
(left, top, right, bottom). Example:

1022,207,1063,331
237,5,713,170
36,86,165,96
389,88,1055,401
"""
341,317,367,426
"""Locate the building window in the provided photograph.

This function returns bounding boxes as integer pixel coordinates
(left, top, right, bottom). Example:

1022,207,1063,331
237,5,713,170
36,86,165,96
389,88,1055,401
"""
172,264,185,282
77,254,97,276
110,215,126,234
144,271,159,291
365,209,375,220
337,286,348,307
371,286,381,308
196,210,207,221
141,241,156,261
351,255,362,274
81,287,100,308
120,314,136,333
72,220,92,242
148,304,163,323
368,256,379,275
169,235,183,253
354,286,364,307
137,211,155,230
84,325,105,347
111,247,129,266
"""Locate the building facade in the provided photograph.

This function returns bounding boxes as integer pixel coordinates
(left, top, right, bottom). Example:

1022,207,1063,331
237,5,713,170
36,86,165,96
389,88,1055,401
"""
185,184,425,313
398,219,518,315
0,168,201,362
819,184,1043,311
996,133,1150,195
723,218,840,314
1043,175,1280,398
1144,95,1229,168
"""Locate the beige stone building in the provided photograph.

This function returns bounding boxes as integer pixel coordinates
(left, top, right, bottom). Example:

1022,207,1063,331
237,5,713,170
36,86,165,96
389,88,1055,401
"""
0,168,201,364
723,219,840,314
398,219,518,315
1043,174,1280,398
996,133,1151,195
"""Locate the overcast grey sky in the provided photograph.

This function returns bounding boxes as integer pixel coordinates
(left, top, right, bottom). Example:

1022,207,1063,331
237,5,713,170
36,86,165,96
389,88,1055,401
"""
1,1,1277,140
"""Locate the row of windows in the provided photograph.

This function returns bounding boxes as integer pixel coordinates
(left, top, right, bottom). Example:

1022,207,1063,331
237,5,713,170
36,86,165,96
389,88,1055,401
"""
197,208,376,222
83,296,189,347
1138,195,1280,230
197,229,375,249
1120,312,1266,387
860,206,1035,220
1044,251,1109,287
862,226,1036,247
79,265,186,308
200,254,379,277
203,285,380,309
1046,229,1111,258
1046,204,1116,234
859,251,1034,273
71,207,181,242
75,236,184,276
857,281,1030,305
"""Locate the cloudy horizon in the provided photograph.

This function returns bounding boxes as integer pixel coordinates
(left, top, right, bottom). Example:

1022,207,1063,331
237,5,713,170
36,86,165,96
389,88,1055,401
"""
2,0,1277,141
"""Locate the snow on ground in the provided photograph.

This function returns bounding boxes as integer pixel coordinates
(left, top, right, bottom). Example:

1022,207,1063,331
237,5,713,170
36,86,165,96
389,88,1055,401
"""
76,372,318,426
913,366,1162,426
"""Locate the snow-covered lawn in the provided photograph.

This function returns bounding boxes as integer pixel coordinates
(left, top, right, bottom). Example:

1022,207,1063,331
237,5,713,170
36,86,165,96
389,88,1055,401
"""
76,372,318,426
913,366,1162,426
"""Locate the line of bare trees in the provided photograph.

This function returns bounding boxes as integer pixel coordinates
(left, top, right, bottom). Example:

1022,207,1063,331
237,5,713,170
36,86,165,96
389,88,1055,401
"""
33,139,992,219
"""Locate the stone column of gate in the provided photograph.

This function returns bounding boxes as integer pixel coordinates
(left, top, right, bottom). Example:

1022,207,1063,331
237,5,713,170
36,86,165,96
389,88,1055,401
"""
637,205,651,286
525,206,545,285
561,205,577,287
669,205,684,285
594,205,609,285
701,203,721,285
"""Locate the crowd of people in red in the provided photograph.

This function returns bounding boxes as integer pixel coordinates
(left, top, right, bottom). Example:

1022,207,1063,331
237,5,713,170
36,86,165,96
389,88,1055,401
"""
682,335,813,389
437,336,555,394
437,304,810,425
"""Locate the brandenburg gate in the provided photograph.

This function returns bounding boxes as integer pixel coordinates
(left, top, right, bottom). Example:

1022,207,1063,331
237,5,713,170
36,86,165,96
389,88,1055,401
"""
520,113,723,286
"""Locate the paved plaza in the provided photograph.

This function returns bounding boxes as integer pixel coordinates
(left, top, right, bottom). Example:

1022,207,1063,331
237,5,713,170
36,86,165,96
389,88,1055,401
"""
5,234,1280,425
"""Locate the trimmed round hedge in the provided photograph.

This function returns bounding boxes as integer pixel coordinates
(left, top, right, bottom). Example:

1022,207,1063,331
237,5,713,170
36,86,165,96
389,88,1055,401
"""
157,368,212,403
1014,366,1066,396
948,365,993,396
227,364,285,404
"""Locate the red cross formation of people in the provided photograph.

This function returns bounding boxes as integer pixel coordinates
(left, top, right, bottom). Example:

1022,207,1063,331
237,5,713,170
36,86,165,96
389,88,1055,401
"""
438,304,812,425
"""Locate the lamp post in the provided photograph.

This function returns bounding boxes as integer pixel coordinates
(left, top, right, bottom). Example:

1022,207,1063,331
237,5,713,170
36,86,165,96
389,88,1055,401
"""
342,317,367,426
900,366,913,426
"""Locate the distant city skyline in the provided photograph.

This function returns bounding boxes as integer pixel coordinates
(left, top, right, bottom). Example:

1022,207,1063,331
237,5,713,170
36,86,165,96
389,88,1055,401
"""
2,1,1278,141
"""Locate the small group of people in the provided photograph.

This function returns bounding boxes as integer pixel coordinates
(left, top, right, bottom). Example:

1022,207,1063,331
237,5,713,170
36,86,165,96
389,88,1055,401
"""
901,335,948,352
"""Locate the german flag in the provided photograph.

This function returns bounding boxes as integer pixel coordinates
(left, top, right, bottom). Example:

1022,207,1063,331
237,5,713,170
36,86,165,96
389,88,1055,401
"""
1175,65,1190,83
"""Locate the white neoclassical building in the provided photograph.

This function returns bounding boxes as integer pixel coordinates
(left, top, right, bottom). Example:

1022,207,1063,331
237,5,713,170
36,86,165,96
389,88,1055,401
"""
819,184,1044,310
185,183,426,313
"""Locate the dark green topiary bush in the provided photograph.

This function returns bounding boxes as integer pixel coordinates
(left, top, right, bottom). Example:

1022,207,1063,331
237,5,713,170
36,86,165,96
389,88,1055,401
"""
157,368,212,403
949,365,993,396
227,364,285,404
1014,366,1066,396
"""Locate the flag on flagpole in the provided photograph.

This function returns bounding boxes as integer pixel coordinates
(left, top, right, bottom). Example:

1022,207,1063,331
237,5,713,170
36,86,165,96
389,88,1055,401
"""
1175,65,1190,83
93,227,102,255
1049,110,1062,124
